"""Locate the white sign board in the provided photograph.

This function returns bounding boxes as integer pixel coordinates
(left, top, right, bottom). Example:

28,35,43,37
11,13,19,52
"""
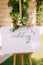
1,26,40,54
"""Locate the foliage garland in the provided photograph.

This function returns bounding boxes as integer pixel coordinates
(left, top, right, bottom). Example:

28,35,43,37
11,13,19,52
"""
36,0,43,26
8,0,30,31
8,0,43,30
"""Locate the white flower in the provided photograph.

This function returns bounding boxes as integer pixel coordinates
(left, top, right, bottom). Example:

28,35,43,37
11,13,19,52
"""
17,20,22,26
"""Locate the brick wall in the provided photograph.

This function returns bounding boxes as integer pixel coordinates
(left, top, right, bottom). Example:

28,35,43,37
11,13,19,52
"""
27,0,36,25
0,0,13,26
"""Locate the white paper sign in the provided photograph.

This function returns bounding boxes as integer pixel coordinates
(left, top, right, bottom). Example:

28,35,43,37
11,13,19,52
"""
1,26,40,54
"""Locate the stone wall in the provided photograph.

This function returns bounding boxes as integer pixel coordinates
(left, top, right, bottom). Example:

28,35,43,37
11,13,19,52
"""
0,0,13,26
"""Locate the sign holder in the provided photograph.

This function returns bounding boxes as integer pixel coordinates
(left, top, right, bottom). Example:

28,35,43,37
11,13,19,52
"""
13,0,32,65
13,54,16,65
13,53,32,65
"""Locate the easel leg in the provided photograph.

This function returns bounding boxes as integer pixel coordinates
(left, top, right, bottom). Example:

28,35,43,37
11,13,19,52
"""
28,53,32,65
13,54,16,65
20,54,24,65
18,54,24,65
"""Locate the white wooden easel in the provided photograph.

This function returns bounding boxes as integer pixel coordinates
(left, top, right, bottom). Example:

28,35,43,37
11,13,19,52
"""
13,0,32,65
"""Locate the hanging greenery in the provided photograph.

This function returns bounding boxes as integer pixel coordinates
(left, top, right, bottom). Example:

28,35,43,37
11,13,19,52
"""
8,0,30,31
36,0,43,26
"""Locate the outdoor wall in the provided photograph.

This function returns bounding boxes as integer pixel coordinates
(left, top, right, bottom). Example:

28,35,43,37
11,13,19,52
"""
27,0,36,25
0,0,13,26
0,0,36,27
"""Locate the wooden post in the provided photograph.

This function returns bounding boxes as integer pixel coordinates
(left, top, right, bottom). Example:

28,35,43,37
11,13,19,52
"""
28,53,32,65
19,0,22,20
13,54,16,65
18,54,24,65
20,54,24,65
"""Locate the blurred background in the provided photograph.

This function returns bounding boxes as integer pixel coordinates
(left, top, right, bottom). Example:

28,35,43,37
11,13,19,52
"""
0,0,43,65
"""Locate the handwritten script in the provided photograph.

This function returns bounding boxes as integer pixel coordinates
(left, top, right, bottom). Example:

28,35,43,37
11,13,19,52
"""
11,29,35,44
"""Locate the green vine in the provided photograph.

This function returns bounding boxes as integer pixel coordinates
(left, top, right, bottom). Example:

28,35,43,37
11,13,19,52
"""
8,0,30,31
36,0,43,26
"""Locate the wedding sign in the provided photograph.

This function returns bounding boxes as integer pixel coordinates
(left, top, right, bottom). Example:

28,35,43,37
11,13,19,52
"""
1,26,40,54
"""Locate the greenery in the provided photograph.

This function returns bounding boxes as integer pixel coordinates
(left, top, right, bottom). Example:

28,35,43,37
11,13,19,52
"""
8,0,30,31
36,0,43,26
1,55,43,65
8,0,43,30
